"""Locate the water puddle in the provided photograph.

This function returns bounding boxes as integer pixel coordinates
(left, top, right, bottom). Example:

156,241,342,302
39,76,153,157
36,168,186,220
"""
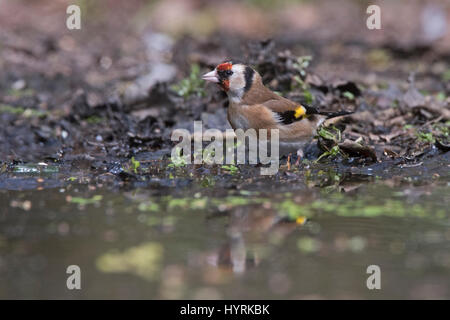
0,154,449,298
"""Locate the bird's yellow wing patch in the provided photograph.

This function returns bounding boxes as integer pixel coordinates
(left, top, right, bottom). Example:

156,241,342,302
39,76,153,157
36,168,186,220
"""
296,216,307,225
275,105,309,125
294,105,306,118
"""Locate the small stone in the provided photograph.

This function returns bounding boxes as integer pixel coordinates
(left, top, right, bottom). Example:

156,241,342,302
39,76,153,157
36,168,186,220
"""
12,79,26,91
100,56,112,70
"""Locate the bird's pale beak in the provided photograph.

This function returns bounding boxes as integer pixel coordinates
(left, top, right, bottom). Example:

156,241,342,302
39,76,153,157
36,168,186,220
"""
202,70,219,83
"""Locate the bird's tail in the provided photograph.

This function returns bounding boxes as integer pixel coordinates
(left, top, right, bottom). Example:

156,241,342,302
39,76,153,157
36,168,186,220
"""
303,105,354,119
318,110,354,119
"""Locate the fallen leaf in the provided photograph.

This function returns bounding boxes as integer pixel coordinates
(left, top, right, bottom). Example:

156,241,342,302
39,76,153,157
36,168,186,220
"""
338,139,377,161
384,148,399,158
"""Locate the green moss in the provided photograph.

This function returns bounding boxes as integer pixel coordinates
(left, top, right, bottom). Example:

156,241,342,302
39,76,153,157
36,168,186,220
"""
167,198,191,209
130,157,140,174
342,91,355,100
0,104,47,118
303,89,314,104
138,202,160,212
403,124,414,130
168,147,188,168
416,131,434,143
85,115,104,124
68,195,103,205
436,92,446,102
221,164,239,175
96,242,163,281
6,88,35,98
315,145,341,162
367,49,391,68
293,55,312,78
318,126,341,143
200,176,216,188
433,122,449,137
130,184,448,224
171,64,206,99
278,200,311,220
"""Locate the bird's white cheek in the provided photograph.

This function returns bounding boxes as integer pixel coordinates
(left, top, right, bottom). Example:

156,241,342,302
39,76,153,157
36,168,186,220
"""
230,74,245,90
228,83,244,104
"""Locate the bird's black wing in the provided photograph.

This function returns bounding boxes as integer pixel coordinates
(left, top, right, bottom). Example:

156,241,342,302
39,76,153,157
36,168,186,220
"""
276,105,353,124
276,110,302,125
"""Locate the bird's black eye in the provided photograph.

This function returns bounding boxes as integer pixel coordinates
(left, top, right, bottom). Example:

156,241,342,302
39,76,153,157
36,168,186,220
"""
218,69,233,79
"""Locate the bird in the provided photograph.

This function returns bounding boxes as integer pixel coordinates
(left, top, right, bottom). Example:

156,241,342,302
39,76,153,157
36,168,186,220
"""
202,60,353,156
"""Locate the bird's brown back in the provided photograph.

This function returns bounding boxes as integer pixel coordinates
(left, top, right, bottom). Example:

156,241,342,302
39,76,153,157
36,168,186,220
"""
241,73,299,112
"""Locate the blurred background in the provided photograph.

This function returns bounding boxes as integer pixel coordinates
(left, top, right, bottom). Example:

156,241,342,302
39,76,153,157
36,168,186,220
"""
1,0,449,89
1,0,449,160
0,0,449,300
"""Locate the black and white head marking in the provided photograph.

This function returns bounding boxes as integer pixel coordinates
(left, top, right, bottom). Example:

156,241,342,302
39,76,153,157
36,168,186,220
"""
243,66,255,92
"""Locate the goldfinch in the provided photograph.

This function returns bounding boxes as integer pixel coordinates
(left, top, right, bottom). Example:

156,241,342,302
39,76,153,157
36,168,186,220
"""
202,61,353,155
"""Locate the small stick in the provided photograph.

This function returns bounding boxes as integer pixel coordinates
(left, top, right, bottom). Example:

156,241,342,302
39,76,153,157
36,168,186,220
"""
287,153,291,170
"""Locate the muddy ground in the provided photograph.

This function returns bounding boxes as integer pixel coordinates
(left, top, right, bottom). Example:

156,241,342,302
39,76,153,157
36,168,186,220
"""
0,0,449,299
0,0,448,179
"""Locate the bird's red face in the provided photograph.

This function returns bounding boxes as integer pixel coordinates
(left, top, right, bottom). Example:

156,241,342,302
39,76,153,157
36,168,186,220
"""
202,62,234,92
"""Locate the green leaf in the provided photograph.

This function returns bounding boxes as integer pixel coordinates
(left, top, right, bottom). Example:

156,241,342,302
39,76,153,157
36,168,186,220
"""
171,64,206,99
342,91,355,100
